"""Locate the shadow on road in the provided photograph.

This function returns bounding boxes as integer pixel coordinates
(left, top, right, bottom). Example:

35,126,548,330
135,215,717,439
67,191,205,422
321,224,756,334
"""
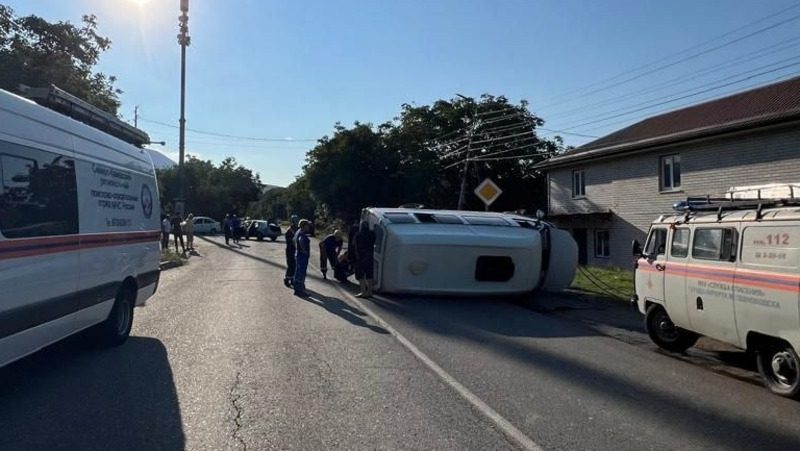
300,290,389,335
0,335,184,451
365,293,800,449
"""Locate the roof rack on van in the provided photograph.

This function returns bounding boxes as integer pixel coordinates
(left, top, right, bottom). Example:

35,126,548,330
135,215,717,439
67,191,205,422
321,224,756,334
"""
19,84,150,148
672,183,800,214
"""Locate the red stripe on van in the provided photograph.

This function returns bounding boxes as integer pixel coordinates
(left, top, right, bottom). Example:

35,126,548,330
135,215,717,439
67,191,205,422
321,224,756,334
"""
0,231,160,261
638,260,800,293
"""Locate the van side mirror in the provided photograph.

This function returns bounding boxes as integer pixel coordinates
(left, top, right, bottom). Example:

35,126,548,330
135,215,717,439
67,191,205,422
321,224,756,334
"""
632,240,642,256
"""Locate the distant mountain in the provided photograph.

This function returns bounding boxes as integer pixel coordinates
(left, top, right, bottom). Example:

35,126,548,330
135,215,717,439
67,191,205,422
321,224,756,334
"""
261,183,284,193
146,148,177,170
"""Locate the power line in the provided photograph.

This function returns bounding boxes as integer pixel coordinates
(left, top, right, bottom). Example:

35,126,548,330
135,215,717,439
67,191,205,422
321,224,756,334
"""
536,2,800,108
548,72,800,150
560,63,800,131
140,117,318,142
546,36,800,121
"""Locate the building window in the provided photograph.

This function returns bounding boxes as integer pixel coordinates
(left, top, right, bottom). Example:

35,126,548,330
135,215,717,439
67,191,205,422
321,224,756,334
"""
660,155,681,191
594,230,610,258
572,170,585,198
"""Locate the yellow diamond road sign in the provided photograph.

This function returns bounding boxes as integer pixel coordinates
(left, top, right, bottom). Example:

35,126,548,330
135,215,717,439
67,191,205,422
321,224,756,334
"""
474,178,502,207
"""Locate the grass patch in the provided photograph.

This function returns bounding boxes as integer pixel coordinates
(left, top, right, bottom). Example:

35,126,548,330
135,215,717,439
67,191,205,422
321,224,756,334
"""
570,265,634,301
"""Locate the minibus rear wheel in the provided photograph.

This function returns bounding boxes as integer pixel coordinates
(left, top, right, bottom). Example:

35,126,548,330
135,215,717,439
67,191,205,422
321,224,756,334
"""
645,304,698,353
757,341,800,398
95,285,135,347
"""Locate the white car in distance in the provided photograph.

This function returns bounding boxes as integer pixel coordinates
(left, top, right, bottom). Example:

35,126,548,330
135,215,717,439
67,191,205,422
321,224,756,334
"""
188,216,220,235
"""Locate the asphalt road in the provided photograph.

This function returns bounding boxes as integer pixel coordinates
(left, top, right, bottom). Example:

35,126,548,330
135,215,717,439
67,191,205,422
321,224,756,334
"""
1,234,800,450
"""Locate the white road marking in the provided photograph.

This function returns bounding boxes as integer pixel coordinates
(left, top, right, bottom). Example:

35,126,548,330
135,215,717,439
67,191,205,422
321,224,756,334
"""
330,282,543,451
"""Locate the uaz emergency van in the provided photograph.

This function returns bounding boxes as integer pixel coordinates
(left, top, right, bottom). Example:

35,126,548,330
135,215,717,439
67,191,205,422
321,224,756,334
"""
0,86,161,367
633,184,800,398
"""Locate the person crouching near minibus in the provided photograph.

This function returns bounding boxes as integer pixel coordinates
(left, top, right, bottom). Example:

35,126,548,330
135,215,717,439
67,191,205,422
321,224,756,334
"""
293,219,312,296
318,230,343,280
354,220,375,297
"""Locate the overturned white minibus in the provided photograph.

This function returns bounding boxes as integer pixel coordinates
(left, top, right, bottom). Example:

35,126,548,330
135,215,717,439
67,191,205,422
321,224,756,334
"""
361,208,577,295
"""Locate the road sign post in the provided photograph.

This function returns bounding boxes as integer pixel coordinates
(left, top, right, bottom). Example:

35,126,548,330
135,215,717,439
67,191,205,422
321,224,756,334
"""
474,178,502,211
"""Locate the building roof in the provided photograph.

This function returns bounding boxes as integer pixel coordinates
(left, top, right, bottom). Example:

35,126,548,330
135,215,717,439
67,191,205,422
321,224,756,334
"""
536,76,800,169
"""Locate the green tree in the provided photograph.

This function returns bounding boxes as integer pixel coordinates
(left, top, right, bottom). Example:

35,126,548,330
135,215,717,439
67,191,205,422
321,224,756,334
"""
304,123,403,222
157,156,262,221
302,95,562,219
0,4,121,114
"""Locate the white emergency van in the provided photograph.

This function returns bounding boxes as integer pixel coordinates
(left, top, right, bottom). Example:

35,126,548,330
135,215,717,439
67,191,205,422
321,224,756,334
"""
361,207,577,295
0,86,161,367
633,187,800,398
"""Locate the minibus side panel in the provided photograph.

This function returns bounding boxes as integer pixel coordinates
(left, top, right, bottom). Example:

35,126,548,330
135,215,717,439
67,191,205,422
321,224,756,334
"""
664,227,691,329
736,224,800,350
0,136,81,366
685,226,739,344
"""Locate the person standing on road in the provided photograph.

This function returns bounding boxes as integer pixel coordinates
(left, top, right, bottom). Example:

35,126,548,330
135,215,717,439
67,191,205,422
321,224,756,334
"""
232,214,242,245
171,214,186,254
293,219,312,296
161,215,171,251
185,213,195,251
223,213,232,245
319,230,343,280
284,216,299,287
354,220,375,297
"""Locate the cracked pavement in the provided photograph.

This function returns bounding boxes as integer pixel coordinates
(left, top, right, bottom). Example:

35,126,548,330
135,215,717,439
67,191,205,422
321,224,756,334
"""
1,234,800,450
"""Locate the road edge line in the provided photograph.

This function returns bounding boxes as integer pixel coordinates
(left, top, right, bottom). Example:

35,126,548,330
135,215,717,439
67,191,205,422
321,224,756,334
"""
332,285,542,451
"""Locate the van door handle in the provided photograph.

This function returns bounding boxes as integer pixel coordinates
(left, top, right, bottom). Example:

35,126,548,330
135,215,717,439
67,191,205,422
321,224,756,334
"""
655,263,665,272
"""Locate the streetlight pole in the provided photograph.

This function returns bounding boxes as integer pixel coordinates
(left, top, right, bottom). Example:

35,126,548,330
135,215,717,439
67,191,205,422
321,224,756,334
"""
176,0,191,216
456,94,477,210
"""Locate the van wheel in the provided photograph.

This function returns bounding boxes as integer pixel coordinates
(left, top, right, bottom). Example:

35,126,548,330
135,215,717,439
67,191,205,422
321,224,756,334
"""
645,304,698,353
210,228,217,235
270,236,277,242
757,342,800,398
94,286,135,347
256,232,264,241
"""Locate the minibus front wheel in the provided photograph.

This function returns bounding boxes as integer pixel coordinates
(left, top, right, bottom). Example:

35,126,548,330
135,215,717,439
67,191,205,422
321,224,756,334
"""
645,304,698,353
757,342,800,398
94,283,136,347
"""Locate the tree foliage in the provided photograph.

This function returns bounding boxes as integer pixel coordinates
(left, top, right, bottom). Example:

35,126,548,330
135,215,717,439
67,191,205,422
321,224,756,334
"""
301,95,562,221
0,4,121,114
157,157,262,221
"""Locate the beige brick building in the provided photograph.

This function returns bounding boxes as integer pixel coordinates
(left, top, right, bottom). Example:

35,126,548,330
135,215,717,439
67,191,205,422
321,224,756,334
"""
535,77,800,268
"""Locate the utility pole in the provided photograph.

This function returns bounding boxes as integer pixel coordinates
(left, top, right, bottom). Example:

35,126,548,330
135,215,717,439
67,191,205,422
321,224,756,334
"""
456,94,478,210
134,105,139,128
176,0,191,216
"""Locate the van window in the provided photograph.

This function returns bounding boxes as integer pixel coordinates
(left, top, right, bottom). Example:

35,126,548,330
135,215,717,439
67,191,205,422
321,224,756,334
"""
384,212,415,223
692,228,738,261
464,216,510,226
0,143,78,238
644,228,667,256
475,256,514,281
671,228,690,258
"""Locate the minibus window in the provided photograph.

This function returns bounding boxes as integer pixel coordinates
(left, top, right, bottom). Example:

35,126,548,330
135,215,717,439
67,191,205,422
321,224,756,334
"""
644,228,667,256
692,228,738,261
0,144,78,238
671,228,690,258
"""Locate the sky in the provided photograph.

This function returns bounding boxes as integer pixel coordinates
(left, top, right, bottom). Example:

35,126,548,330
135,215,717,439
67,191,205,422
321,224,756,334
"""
5,0,800,186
